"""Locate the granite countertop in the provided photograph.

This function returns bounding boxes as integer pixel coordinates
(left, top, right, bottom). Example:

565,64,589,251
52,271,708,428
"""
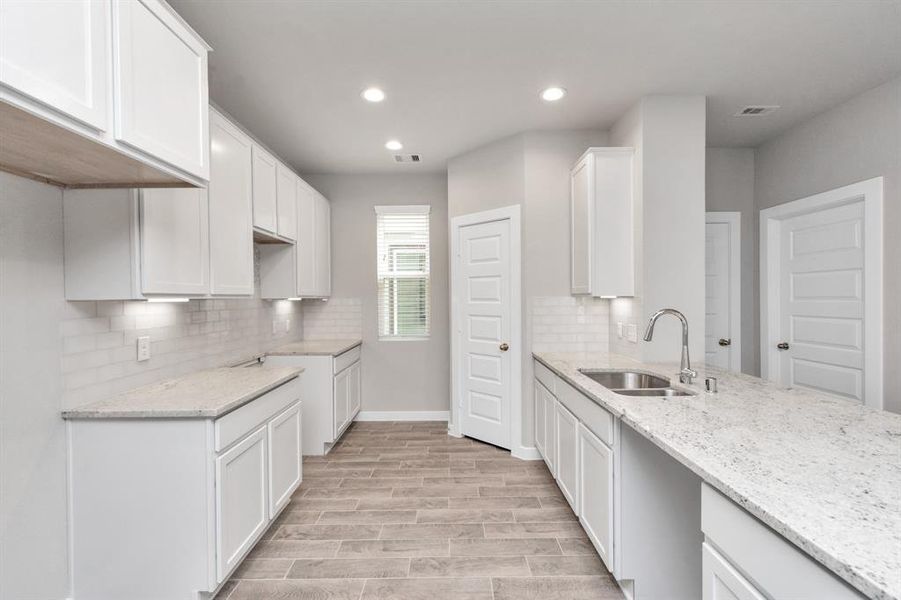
533,351,901,600
61,366,303,419
268,339,362,357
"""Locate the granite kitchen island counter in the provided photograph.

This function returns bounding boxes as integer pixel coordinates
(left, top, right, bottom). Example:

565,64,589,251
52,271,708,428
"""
268,339,361,357
61,365,303,419
533,351,901,600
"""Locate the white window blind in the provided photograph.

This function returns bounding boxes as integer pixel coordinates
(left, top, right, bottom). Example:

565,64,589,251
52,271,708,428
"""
375,205,431,339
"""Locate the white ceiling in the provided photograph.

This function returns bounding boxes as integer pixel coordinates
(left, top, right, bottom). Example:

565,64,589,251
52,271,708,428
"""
170,0,901,174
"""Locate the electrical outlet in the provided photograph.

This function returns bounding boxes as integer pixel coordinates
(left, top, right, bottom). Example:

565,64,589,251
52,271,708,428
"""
626,323,638,343
616,322,623,339
136,336,151,361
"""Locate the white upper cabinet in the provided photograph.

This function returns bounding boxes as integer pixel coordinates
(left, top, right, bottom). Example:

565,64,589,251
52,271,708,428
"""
141,187,210,295
208,108,254,296
0,0,211,187
112,0,209,180
63,188,210,299
252,145,278,235
295,183,317,295
315,191,332,297
0,0,109,131
276,162,298,241
570,148,634,297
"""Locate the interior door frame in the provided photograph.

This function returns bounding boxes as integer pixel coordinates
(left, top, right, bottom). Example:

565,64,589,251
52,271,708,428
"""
759,177,883,408
705,211,742,372
449,204,523,456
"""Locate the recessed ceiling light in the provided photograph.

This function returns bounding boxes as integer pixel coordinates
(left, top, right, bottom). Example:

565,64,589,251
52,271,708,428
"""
385,139,403,151
540,86,567,102
362,87,385,102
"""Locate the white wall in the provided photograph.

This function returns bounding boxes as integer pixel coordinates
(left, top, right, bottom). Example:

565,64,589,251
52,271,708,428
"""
304,173,450,414
706,147,758,375
755,77,901,411
0,174,69,600
0,171,305,599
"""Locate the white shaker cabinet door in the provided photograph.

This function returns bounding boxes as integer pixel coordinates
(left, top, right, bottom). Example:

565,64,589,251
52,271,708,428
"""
276,163,297,241
268,403,302,518
348,362,362,417
702,543,766,600
215,427,268,582
570,154,592,294
295,184,317,295
0,0,109,130
140,188,210,295
252,145,278,234
209,109,254,296
316,193,332,297
555,401,579,514
578,424,614,571
112,0,209,179
333,367,350,439
545,395,557,478
534,380,547,459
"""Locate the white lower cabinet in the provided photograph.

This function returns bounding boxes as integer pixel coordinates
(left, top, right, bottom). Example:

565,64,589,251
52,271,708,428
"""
534,381,547,458
216,426,268,580
266,345,362,455
555,400,580,513
578,423,614,570
67,377,302,600
702,543,765,600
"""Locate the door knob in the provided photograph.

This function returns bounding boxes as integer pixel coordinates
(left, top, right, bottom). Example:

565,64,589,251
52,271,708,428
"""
718,338,731,347
777,342,790,350
499,343,509,352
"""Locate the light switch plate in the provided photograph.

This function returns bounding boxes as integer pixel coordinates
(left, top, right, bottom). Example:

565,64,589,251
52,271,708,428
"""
626,323,638,343
136,336,151,361
616,322,623,339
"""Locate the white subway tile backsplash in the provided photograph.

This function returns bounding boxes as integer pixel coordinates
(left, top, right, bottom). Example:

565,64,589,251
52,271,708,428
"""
530,296,611,354
302,298,362,340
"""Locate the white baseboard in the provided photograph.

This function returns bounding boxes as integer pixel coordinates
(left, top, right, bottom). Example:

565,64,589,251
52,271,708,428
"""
512,445,542,461
355,410,450,422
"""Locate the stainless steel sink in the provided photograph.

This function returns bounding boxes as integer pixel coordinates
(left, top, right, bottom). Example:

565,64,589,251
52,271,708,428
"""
615,388,695,397
578,370,670,390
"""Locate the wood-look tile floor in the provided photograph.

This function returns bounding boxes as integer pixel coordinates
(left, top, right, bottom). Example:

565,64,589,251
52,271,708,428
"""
215,421,624,600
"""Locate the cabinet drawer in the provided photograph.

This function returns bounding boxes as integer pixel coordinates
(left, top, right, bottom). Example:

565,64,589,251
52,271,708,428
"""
334,345,361,374
533,360,557,395
557,380,614,447
702,484,865,599
215,377,301,452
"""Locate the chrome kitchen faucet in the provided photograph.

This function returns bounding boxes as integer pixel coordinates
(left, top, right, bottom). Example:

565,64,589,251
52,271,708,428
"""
643,308,697,384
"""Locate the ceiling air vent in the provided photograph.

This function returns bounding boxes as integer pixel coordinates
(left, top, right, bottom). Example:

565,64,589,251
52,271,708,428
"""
394,154,422,163
735,105,780,117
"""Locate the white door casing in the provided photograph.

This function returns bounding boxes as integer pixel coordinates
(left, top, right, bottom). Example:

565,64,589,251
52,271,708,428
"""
705,212,741,371
450,205,522,454
761,177,883,408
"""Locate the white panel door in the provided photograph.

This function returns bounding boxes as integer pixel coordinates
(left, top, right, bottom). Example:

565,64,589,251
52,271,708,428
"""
215,427,268,582
570,156,592,294
578,424,614,570
252,146,278,234
112,0,208,178
276,163,297,241
459,218,512,449
140,188,209,295
268,403,302,518
0,0,109,130
776,201,866,402
706,220,734,369
702,543,766,600
555,401,579,513
209,109,254,296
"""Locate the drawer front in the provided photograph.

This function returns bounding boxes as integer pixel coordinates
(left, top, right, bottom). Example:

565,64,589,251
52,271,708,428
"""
701,484,865,600
215,377,301,452
334,345,361,374
533,359,557,395
556,379,614,447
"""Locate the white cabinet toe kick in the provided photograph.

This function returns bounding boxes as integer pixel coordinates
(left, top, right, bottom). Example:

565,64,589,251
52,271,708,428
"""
67,377,303,600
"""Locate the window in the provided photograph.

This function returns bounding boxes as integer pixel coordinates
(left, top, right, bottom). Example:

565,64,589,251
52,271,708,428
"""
376,205,430,339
